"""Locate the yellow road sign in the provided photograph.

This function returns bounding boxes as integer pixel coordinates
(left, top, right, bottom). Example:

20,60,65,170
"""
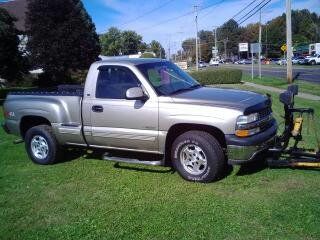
281,44,287,52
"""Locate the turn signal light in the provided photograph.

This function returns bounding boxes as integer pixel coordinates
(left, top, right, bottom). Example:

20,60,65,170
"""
235,129,250,137
235,127,260,137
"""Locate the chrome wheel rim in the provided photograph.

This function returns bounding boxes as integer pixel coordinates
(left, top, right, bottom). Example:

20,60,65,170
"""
31,135,49,159
180,144,207,175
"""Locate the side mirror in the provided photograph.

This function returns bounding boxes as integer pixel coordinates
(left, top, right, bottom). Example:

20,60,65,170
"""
126,87,148,101
279,91,293,106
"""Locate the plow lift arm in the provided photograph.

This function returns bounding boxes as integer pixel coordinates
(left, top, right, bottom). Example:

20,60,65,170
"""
267,85,320,168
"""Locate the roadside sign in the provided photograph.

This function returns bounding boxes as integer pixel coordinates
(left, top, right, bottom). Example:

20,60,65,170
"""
250,43,260,54
239,43,248,52
175,61,188,70
281,44,287,52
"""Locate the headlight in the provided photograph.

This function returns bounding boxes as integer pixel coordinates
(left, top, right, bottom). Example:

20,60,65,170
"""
236,113,259,125
235,113,260,137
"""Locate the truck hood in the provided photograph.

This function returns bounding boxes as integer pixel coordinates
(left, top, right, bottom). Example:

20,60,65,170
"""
171,86,270,114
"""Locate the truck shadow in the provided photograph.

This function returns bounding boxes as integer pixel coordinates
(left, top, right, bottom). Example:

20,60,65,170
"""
60,149,270,178
236,160,267,176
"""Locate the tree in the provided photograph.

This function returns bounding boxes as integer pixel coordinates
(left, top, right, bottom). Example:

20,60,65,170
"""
121,30,143,55
26,0,101,85
100,27,122,56
100,28,144,56
182,38,196,61
199,30,214,62
148,40,165,58
217,19,242,58
0,8,25,83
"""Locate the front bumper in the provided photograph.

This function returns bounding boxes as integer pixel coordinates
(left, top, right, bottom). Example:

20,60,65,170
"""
226,120,277,165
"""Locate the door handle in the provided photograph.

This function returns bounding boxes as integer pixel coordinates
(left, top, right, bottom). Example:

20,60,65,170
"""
92,105,103,112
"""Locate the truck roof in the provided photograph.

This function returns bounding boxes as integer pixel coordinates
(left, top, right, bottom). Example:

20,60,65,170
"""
95,57,166,66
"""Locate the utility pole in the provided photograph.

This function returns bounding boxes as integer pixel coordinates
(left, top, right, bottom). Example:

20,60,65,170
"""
265,24,268,58
214,28,217,53
177,31,184,61
194,5,199,71
286,0,293,83
222,38,229,59
212,27,218,59
258,9,262,79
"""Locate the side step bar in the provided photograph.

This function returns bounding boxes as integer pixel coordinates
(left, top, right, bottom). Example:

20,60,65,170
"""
102,153,163,166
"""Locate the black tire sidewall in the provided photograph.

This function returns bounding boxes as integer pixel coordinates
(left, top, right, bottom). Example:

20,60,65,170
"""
171,132,224,182
25,126,58,165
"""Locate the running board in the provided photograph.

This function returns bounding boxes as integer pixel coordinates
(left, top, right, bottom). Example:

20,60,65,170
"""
102,153,163,166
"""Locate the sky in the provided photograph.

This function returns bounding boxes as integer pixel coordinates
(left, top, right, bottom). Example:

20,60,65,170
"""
82,0,320,53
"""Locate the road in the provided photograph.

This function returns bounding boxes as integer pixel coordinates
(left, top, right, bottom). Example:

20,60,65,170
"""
219,64,320,83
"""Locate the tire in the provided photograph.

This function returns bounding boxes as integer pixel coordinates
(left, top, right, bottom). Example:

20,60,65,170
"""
311,61,316,66
24,125,61,165
171,130,226,183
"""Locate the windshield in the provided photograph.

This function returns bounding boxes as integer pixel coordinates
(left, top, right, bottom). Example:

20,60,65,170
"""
136,61,200,96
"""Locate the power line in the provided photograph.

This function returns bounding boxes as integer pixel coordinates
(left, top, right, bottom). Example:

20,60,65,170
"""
231,0,258,20
118,0,176,27
137,0,226,33
237,0,271,25
236,0,267,23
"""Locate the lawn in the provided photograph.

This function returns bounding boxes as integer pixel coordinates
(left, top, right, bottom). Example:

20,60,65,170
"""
242,74,320,97
1,86,320,239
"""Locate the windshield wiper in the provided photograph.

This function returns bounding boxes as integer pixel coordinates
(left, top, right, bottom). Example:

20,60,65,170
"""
170,84,202,95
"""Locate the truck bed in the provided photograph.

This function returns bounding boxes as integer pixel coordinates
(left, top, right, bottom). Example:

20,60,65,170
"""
9,85,84,96
4,85,86,146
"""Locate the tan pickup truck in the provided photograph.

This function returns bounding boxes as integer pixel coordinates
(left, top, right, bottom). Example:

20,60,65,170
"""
2,58,277,182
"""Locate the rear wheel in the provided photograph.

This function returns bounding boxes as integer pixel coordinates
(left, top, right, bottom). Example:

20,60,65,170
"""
171,130,226,183
25,125,61,164
310,60,316,65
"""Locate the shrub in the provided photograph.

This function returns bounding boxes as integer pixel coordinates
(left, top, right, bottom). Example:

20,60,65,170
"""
189,68,242,85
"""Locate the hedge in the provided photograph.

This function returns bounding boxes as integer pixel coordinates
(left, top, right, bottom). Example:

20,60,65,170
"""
189,68,242,85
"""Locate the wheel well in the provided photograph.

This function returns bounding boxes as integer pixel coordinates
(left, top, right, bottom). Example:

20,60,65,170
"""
164,123,226,166
20,116,51,139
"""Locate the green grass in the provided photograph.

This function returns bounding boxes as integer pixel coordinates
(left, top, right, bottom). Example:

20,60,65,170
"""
1,86,320,239
242,74,320,97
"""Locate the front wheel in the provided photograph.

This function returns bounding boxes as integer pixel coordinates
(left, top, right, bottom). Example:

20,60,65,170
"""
171,130,226,183
25,125,61,165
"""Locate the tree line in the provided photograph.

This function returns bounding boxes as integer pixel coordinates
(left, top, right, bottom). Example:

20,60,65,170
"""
0,1,319,87
0,0,165,86
182,9,320,62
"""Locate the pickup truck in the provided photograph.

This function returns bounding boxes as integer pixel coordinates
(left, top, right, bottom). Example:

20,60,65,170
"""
2,58,277,182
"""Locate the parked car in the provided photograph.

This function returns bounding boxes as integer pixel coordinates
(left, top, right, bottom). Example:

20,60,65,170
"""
302,54,320,65
237,59,252,64
2,58,276,183
198,61,208,68
277,58,287,65
209,58,219,66
292,56,305,64
223,59,234,64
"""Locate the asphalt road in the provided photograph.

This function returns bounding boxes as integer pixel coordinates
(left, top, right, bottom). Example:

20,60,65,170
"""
219,64,320,83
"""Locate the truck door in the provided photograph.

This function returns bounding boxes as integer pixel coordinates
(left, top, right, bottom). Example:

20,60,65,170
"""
85,65,159,153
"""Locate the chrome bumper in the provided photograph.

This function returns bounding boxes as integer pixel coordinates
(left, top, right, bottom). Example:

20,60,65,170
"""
227,134,276,165
226,120,277,165
227,144,269,165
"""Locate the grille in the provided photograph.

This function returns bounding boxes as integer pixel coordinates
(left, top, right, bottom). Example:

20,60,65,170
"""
258,107,272,120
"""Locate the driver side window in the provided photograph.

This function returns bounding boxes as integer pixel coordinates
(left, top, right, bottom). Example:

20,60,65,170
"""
96,66,140,99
